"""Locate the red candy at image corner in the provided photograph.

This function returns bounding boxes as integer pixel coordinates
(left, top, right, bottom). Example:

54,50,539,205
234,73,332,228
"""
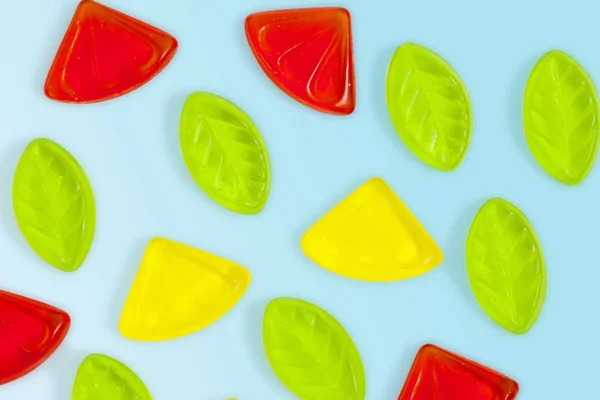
0,290,70,385
245,7,356,115
398,344,519,400
44,0,178,104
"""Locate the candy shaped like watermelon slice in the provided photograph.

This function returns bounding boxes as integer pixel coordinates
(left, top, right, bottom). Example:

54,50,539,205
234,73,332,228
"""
44,0,178,103
0,290,70,385
245,7,355,115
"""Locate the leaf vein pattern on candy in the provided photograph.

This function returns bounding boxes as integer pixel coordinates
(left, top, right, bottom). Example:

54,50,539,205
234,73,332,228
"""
524,50,600,185
386,43,472,171
180,92,270,214
263,298,366,400
13,138,95,272
466,198,547,334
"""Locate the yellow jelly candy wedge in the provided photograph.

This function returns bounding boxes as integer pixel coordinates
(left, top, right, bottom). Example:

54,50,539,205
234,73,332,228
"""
301,178,443,282
119,238,251,341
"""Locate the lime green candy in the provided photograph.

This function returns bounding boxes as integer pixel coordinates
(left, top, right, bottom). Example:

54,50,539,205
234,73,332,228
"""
524,50,599,185
386,43,472,171
13,138,95,272
263,298,366,400
73,354,152,400
180,92,271,214
466,198,547,335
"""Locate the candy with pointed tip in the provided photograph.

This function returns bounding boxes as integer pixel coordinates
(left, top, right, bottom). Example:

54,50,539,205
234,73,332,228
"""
398,344,519,400
45,0,178,103
245,8,355,115
0,290,70,385
119,238,251,341
72,354,152,400
302,178,443,281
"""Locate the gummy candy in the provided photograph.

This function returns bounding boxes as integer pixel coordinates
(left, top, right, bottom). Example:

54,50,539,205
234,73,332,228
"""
0,290,70,385
120,238,251,341
398,344,519,400
302,178,443,281
524,50,599,185
13,138,95,272
72,354,152,400
264,298,365,400
467,198,547,334
180,92,270,214
245,8,355,115
45,0,177,103
386,43,472,171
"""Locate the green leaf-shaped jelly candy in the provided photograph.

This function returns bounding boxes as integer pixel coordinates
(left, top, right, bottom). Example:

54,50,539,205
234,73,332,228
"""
180,92,271,214
13,138,96,272
72,354,152,400
524,50,599,185
386,43,473,171
466,198,547,334
263,298,366,400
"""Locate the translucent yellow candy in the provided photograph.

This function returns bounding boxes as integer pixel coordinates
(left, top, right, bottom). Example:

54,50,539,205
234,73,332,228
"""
301,178,443,282
119,238,251,341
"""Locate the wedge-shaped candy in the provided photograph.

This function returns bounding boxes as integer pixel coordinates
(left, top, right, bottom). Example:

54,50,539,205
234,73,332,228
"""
386,43,472,171
398,344,519,400
13,138,96,272
264,298,366,400
524,50,599,185
73,354,152,400
119,238,251,341
0,290,70,385
45,0,178,103
245,8,355,115
302,178,443,281
180,92,270,214
467,198,547,334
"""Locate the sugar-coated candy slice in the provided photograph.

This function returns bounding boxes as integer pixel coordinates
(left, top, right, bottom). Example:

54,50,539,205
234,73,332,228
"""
302,178,443,281
245,8,355,115
180,92,270,214
0,290,70,385
72,354,152,400
524,50,599,185
45,0,178,103
264,298,366,400
119,238,251,341
13,138,96,272
398,344,518,400
467,198,547,334
386,43,472,171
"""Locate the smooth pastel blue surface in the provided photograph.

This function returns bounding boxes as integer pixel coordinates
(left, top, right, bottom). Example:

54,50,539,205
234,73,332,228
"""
0,0,598,398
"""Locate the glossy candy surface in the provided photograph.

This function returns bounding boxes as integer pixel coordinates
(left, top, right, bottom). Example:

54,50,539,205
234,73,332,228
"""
180,92,270,214
398,344,519,400
264,298,366,400
386,43,472,171
0,290,70,385
302,178,443,281
13,138,96,272
119,238,251,341
466,198,547,334
245,8,355,115
72,354,152,400
45,0,178,103
524,50,599,185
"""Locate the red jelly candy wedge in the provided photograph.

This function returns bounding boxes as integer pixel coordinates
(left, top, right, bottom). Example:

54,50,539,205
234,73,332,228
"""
245,8,355,115
398,345,519,400
44,0,178,103
0,290,70,385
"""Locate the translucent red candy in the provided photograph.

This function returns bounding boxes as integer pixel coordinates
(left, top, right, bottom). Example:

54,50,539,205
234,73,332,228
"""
245,8,355,115
44,0,178,103
398,345,519,400
0,290,70,385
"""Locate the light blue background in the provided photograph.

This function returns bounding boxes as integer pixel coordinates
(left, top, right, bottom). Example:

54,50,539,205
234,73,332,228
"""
0,0,598,398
